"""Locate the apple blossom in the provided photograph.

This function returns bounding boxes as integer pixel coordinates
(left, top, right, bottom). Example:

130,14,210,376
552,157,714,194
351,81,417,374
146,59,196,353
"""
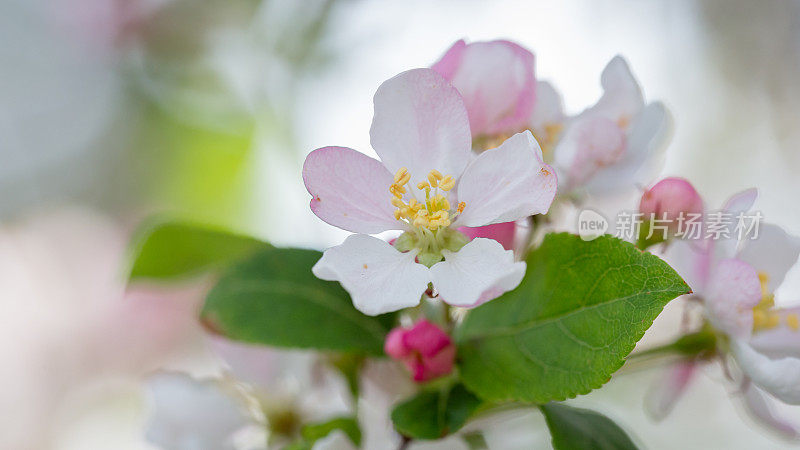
661,189,800,435
554,56,670,196
639,177,704,227
305,68,556,315
384,320,455,382
432,39,535,140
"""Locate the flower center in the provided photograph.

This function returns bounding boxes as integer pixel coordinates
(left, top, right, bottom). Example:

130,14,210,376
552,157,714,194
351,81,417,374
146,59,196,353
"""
389,167,464,232
753,272,799,332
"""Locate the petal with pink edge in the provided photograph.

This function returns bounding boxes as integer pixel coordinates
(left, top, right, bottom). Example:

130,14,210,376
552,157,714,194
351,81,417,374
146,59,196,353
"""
370,68,472,180
430,238,525,308
732,340,800,405
554,115,627,190
434,40,535,137
454,131,556,227
738,223,800,292
742,384,800,438
705,258,762,338
312,234,430,316
583,102,670,194
645,360,698,420
304,146,402,234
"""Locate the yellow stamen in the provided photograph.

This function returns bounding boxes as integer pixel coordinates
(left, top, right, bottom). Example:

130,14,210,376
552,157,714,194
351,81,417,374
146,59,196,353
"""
786,314,799,331
427,173,439,188
391,197,405,208
394,167,410,185
457,202,466,214
429,169,443,181
439,175,455,191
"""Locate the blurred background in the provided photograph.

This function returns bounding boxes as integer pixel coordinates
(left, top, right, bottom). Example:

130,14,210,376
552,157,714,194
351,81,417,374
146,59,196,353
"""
2,0,800,448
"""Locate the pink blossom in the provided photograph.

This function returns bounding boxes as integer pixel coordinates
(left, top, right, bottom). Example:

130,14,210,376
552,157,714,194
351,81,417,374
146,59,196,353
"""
554,56,670,196
432,40,535,138
305,69,556,315
639,177,704,230
384,320,455,382
663,189,800,434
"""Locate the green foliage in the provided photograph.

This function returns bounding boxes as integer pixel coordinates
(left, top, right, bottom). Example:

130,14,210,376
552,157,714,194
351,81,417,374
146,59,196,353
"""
302,416,361,447
129,219,268,280
457,233,690,403
201,247,395,355
541,403,638,450
391,384,481,440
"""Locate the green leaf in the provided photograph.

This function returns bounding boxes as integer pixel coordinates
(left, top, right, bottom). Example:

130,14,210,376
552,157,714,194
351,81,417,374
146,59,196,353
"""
201,247,395,355
391,383,482,440
540,403,638,450
302,416,361,446
456,233,690,403
128,219,268,280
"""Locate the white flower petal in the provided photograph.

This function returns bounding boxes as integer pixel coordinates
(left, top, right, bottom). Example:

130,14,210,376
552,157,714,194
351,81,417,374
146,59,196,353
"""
645,360,698,420
313,234,430,315
733,340,800,405
738,223,800,293
705,258,762,338
430,238,525,308
303,146,402,234
530,80,565,133
145,372,251,450
742,384,800,438
370,68,472,180
453,131,556,227
583,102,670,194
590,55,644,121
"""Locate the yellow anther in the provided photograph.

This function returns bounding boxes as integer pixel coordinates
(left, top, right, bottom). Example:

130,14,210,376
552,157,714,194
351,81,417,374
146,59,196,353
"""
767,314,781,329
439,196,451,211
439,176,455,191
391,197,405,208
754,310,769,330
457,202,466,214
393,210,402,220
427,173,439,188
413,216,429,228
429,169,443,181
394,167,410,185
787,314,799,331
417,181,430,190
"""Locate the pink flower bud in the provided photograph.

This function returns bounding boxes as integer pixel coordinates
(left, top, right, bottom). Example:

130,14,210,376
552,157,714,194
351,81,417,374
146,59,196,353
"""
639,177,703,225
384,320,455,382
458,221,516,251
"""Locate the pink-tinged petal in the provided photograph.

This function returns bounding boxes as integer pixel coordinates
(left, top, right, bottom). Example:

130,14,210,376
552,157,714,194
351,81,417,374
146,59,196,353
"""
738,223,800,292
303,146,401,234
433,40,535,137
530,80,565,133
430,39,466,80
723,188,758,216
416,343,456,382
312,234,430,315
662,238,713,295
750,307,800,359
639,177,704,223
589,55,644,122
401,320,453,358
645,360,698,420
583,102,671,194
712,188,759,261
705,258,762,338
384,327,411,359
732,340,800,405
742,384,800,438
430,238,525,308
454,131,556,227
370,68,471,180
459,221,516,251
554,115,626,189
